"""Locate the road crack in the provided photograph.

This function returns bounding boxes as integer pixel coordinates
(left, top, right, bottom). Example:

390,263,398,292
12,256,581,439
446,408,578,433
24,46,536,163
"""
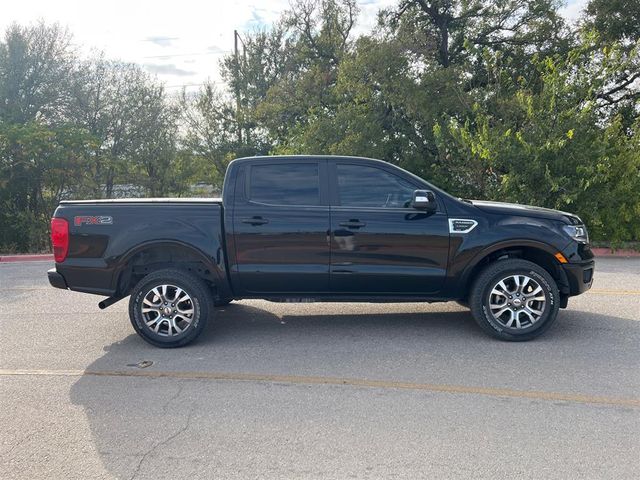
129,383,193,480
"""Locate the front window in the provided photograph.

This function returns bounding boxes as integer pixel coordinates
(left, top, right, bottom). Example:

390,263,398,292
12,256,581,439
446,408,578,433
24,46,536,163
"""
336,164,415,208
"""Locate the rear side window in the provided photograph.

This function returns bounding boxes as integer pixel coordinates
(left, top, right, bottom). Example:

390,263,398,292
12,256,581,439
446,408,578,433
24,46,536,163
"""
250,163,320,206
336,164,415,208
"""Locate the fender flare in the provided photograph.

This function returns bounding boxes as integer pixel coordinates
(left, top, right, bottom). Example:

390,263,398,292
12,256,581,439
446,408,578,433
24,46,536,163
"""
110,240,226,294
458,239,570,293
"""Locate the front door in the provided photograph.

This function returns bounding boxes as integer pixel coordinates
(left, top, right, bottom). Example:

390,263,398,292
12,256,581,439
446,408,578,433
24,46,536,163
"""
329,162,449,295
232,160,330,294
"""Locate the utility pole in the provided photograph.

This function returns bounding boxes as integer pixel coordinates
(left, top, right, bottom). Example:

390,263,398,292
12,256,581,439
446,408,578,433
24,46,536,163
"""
234,29,243,144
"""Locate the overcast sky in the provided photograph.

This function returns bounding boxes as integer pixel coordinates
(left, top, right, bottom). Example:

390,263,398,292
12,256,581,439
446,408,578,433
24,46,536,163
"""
1,0,588,92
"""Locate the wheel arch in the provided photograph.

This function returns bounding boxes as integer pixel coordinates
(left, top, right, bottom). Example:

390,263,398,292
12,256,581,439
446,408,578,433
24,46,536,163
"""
460,240,570,301
111,240,229,300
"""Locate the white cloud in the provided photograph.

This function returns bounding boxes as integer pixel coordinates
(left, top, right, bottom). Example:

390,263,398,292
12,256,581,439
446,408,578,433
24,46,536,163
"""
144,63,197,77
560,0,588,24
144,36,180,48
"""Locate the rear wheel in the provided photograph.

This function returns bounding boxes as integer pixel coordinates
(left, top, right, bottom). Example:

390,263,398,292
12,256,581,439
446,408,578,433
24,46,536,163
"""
469,259,559,341
129,269,213,348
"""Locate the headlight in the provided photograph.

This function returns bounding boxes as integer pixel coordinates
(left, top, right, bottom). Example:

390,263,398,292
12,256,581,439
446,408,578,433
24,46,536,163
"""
562,224,589,243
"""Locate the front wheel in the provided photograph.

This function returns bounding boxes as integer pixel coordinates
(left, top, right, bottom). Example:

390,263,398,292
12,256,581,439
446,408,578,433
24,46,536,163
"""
129,269,213,348
469,259,560,341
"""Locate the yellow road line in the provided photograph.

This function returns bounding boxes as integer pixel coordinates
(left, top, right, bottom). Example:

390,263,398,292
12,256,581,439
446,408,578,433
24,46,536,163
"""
1,368,638,408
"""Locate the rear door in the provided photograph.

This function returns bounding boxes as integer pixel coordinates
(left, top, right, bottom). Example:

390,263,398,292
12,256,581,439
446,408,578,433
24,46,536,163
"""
232,159,330,294
329,161,449,295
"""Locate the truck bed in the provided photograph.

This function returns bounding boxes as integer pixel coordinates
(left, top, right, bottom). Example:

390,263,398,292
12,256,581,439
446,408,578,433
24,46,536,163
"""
51,199,227,297
59,198,222,204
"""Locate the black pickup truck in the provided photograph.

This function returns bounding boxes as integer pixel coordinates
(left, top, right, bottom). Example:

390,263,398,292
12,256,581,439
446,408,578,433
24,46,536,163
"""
48,155,594,347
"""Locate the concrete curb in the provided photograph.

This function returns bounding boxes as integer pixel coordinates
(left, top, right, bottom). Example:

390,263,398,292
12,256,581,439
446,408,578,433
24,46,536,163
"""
0,254,54,263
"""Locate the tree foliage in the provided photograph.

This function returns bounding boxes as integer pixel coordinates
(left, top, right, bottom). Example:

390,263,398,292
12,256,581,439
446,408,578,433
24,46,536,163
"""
1,0,639,252
0,23,195,251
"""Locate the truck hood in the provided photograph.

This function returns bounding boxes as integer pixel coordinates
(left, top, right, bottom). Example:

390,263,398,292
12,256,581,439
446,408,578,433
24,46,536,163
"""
469,200,582,225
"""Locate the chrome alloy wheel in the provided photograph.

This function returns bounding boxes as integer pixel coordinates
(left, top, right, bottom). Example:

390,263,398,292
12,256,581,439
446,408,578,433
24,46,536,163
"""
487,275,547,329
140,284,195,337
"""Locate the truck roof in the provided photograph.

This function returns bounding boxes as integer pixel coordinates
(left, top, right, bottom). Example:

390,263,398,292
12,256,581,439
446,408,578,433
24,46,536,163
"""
232,154,384,163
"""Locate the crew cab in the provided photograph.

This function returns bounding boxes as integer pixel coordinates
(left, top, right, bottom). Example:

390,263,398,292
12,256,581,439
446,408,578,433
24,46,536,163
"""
48,156,595,347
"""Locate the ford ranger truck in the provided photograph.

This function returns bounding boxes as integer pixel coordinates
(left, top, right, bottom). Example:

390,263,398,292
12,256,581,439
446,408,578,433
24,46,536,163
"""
48,155,595,347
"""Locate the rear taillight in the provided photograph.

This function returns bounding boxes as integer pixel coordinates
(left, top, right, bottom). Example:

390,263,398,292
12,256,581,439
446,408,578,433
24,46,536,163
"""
51,218,69,263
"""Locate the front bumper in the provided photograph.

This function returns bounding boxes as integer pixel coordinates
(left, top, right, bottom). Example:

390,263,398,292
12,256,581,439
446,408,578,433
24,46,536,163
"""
561,260,594,296
48,268,68,290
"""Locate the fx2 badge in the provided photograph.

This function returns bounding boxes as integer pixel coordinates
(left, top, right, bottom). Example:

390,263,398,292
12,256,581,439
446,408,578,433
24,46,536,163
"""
74,215,113,226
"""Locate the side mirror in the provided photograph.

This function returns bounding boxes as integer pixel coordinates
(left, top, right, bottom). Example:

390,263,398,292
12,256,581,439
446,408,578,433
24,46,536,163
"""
412,190,437,211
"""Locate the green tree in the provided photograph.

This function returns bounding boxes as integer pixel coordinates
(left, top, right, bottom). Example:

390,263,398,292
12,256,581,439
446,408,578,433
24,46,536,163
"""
584,0,640,44
231,0,359,148
438,41,640,243
2,4,640,252
70,58,183,197
0,22,75,124
384,0,570,71
181,85,255,190
0,22,189,251
0,121,96,251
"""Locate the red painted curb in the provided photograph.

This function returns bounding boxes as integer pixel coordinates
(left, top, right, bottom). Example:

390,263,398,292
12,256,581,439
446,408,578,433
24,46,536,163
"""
591,248,640,257
0,254,54,263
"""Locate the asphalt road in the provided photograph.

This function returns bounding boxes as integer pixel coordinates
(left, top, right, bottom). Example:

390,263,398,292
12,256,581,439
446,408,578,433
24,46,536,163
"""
1,259,639,479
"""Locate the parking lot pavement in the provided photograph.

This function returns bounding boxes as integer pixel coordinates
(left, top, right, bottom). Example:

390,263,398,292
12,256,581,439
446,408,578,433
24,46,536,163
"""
1,259,639,479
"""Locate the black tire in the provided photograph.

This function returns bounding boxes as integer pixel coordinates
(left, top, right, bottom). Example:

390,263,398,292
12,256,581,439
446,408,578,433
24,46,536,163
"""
129,269,213,348
469,259,560,341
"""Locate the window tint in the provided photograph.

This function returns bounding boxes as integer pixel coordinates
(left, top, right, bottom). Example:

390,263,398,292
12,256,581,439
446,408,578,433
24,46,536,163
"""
250,163,320,205
337,164,415,208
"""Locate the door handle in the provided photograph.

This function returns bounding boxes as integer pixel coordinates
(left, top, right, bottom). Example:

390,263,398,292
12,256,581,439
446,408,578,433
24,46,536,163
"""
339,220,366,229
241,216,269,226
